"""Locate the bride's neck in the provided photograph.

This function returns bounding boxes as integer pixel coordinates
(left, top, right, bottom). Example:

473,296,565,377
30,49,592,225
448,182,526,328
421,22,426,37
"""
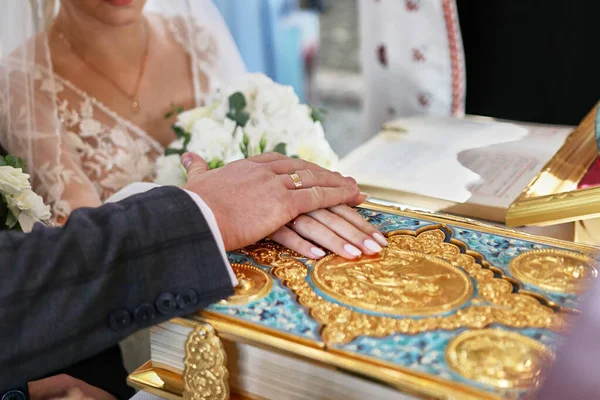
53,8,146,65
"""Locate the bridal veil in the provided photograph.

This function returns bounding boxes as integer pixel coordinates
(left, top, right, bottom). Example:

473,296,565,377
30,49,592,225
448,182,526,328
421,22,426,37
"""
0,0,246,223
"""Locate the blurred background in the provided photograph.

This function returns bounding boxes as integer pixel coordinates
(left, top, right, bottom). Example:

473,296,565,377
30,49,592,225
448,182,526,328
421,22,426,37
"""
213,0,362,157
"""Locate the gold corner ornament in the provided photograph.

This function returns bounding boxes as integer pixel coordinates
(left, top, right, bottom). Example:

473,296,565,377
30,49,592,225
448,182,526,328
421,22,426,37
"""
183,323,229,400
221,264,273,305
243,227,567,345
509,249,598,294
446,329,554,389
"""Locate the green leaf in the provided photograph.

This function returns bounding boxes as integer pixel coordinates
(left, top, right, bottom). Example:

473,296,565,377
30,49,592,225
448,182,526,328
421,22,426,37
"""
165,106,184,119
172,125,187,140
273,143,287,156
235,111,250,128
0,156,6,166
227,110,250,128
165,148,185,156
4,155,24,169
228,92,247,111
310,106,328,123
243,133,250,147
239,143,249,158
291,155,300,159
208,157,225,169
182,133,192,149
259,136,267,154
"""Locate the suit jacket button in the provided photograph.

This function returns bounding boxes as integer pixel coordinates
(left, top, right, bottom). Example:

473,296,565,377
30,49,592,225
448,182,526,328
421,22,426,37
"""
176,290,199,309
133,304,157,324
2,390,27,400
156,293,177,315
108,309,132,331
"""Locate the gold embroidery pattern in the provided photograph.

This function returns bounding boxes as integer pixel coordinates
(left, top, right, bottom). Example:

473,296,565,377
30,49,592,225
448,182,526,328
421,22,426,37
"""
183,323,229,400
243,227,566,345
510,249,598,294
445,329,554,389
221,264,273,305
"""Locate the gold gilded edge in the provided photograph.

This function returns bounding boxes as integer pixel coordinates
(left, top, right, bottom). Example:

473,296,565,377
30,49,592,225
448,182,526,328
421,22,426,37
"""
358,201,599,254
127,361,183,400
506,185,600,227
507,103,600,227
128,361,259,400
197,312,503,400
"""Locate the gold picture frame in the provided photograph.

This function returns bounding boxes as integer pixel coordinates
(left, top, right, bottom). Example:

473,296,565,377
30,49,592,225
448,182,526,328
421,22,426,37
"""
506,103,600,227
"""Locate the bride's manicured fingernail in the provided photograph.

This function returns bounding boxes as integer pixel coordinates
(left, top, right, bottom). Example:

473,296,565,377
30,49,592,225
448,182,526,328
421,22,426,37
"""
311,247,326,258
344,244,362,257
373,232,388,246
360,192,371,199
364,239,382,253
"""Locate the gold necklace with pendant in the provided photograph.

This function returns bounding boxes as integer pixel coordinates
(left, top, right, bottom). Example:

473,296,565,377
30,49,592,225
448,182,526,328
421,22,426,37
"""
54,19,150,114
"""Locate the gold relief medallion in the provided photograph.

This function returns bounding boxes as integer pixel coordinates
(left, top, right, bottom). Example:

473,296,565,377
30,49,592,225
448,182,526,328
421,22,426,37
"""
312,250,473,316
222,264,273,305
446,329,554,390
510,249,598,294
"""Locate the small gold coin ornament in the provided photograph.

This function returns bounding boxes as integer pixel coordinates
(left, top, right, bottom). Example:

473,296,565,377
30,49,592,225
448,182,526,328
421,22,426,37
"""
223,264,273,305
510,249,598,294
446,329,554,389
311,249,473,316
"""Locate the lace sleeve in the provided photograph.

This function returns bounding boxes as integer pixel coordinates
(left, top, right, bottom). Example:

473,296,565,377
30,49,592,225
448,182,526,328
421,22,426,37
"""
0,58,102,224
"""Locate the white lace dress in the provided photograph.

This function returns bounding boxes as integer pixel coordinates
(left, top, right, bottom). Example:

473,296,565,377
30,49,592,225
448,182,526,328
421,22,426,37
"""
2,15,240,225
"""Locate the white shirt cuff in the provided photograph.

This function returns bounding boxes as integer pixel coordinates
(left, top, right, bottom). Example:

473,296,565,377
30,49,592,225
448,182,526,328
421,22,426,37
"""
106,183,238,286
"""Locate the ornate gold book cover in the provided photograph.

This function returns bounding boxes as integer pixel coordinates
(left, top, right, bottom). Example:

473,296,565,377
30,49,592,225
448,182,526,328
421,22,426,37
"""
132,203,599,400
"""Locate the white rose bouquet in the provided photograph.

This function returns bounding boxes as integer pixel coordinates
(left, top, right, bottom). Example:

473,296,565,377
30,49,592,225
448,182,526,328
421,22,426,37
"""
0,155,51,232
155,73,338,185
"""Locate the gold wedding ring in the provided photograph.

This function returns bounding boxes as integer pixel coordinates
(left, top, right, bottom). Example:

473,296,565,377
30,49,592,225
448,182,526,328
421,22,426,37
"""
289,171,303,189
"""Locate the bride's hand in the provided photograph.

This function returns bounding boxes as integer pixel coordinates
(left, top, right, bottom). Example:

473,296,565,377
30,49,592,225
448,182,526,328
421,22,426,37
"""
270,204,388,259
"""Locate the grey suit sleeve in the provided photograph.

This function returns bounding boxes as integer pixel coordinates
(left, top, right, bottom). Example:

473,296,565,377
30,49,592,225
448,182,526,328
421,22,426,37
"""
0,187,234,390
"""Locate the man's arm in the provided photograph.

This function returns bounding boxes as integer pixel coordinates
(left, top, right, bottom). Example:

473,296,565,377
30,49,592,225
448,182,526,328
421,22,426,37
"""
0,187,234,390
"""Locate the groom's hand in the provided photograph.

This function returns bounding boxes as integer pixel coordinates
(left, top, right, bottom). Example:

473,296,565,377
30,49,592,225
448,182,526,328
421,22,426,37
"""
181,152,364,251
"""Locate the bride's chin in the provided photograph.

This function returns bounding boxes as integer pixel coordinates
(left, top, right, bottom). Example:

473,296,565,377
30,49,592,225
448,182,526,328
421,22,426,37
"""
63,0,147,27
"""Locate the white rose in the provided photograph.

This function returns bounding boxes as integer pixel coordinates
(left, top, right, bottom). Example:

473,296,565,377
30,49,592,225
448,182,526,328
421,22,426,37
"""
17,212,39,233
5,189,51,232
154,154,187,186
7,189,51,220
286,122,338,169
176,104,218,132
254,85,299,121
187,118,236,161
222,73,274,102
0,166,32,196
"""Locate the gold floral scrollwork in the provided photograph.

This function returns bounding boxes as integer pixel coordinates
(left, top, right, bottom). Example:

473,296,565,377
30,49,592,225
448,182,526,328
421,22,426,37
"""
510,249,598,294
446,329,554,390
244,227,567,346
183,323,229,400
